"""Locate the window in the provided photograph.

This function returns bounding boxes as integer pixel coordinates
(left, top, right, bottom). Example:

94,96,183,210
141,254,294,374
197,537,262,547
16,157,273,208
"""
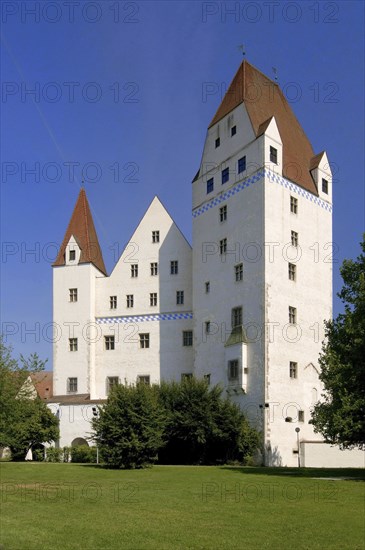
183,331,193,347
131,264,138,277
150,262,158,276
288,263,296,281
152,231,160,243
289,361,298,379
215,137,220,148
322,178,328,194
220,238,227,255
139,333,150,349
107,377,119,394
228,360,239,381
67,377,77,393
126,294,134,308
235,263,243,282
105,335,115,350
232,306,242,328
205,321,211,334
290,196,298,214
181,373,193,381
204,374,211,385
221,167,229,184
205,281,210,293
238,156,246,174
291,230,298,247
206,177,214,194
231,125,237,136
176,290,184,305
137,375,150,385
270,146,278,164
170,260,178,275
150,292,157,306
69,250,76,261
219,205,227,222
69,288,78,302
69,338,78,352
289,306,297,324
298,410,305,422
110,296,117,309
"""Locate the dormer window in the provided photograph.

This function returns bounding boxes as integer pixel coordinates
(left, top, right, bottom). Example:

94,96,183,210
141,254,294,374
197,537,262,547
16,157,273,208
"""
69,250,76,261
322,178,328,194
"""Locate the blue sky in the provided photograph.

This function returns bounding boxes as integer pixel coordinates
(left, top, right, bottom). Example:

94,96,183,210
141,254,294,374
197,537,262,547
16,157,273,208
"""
1,0,364,366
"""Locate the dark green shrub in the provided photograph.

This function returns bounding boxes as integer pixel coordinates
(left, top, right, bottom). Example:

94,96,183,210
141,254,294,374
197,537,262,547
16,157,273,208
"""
70,445,97,463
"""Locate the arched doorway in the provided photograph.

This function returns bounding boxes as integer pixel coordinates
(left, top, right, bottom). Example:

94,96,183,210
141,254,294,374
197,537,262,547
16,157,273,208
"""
71,437,89,447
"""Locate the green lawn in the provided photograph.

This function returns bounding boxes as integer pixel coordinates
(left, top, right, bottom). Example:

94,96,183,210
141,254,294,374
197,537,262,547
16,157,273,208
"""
0,463,364,550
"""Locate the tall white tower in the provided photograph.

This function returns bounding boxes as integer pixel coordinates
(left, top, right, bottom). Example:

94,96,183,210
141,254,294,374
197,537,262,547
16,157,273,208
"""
192,61,333,466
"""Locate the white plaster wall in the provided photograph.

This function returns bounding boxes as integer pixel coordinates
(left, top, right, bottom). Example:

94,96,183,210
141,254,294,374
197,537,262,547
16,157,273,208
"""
47,402,97,448
302,443,365,468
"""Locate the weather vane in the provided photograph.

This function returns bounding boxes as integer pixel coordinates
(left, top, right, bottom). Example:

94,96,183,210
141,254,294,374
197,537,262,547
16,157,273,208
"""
238,44,246,58
272,67,278,83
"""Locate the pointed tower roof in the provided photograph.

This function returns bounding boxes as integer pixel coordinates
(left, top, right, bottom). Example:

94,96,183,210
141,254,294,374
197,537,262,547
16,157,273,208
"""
209,60,318,194
53,189,107,275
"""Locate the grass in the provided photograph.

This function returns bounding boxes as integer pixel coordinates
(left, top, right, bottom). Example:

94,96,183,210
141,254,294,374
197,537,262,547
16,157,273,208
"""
0,463,364,550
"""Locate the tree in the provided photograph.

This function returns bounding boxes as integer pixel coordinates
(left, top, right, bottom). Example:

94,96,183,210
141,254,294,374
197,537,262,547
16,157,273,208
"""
311,236,365,449
92,382,165,469
0,338,59,459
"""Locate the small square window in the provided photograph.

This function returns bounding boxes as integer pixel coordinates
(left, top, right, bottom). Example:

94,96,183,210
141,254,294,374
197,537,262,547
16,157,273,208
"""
131,264,138,277
150,262,158,276
139,333,150,349
207,177,214,194
289,361,297,379
290,196,298,214
69,288,78,302
298,410,305,422
288,263,296,281
126,294,134,308
322,178,328,194
170,260,178,275
150,292,157,306
110,296,117,309
69,250,76,261
205,281,210,293
291,231,298,247
67,377,77,393
228,360,239,381
219,205,227,222
176,290,184,305
235,263,243,282
105,335,115,350
270,146,278,164
219,238,227,255
215,137,220,148
238,156,246,174
152,231,160,243
289,306,297,324
204,374,211,385
69,338,78,352
107,377,119,394
137,375,150,385
231,125,237,136
183,331,193,347
232,307,242,328
221,167,229,184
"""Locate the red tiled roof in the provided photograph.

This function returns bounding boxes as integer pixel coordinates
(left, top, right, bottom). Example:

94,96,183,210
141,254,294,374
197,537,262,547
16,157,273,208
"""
208,61,318,195
53,189,107,275
30,371,53,400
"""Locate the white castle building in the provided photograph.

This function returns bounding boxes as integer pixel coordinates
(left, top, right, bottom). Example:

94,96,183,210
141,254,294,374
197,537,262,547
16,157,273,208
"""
46,61,363,467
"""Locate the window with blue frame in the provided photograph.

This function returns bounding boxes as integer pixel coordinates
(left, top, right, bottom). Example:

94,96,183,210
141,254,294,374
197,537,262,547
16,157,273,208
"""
238,156,246,174
221,168,229,184
207,178,214,194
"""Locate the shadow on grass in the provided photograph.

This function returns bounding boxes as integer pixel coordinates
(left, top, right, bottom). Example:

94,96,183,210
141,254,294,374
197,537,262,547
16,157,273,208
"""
219,466,365,480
